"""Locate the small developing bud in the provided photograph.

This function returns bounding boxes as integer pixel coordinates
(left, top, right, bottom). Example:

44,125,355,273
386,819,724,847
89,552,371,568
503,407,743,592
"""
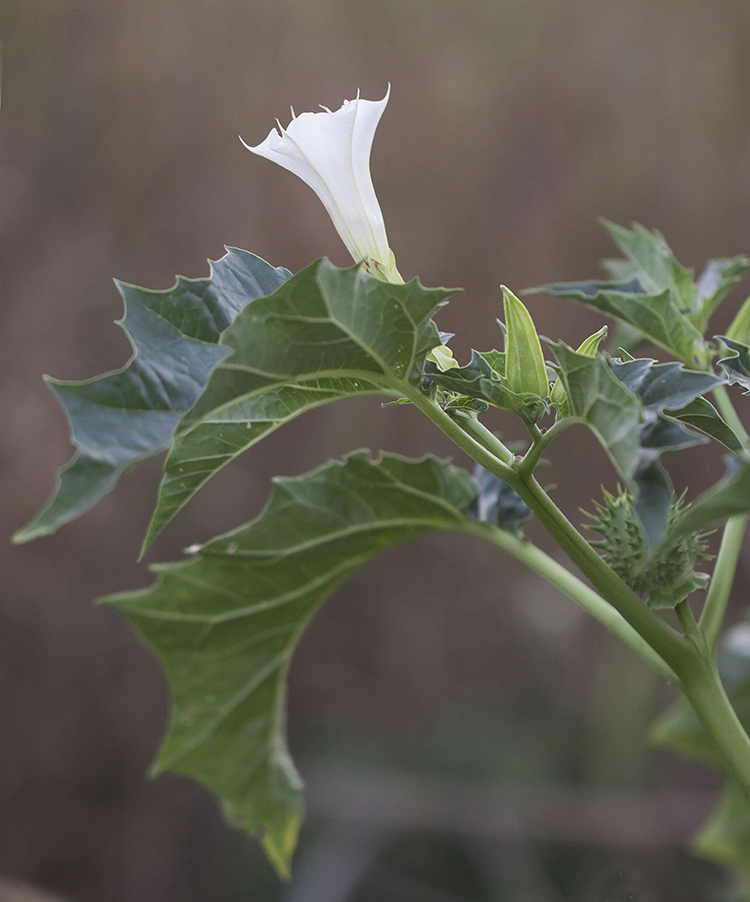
550,326,608,415
501,286,549,420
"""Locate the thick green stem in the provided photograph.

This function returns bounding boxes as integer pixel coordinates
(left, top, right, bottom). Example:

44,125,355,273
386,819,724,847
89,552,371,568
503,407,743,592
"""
511,473,693,673
406,383,750,801
518,417,573,476
681,657,750,800
403,386,690,672
464,522,679,684
401,385,518,480
449,412,515,466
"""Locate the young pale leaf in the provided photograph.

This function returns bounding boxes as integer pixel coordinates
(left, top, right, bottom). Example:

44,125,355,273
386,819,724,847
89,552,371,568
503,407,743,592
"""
424,350,518,410
692,781,750,871
552,344,642,479
143,262,455,550
13,250,292,544
550,325,608,413
106,452,479,878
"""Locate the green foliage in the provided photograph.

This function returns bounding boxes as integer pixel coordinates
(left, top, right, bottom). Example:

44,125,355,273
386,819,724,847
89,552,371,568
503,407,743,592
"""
529,221,750,366
551,344,642,479
549,325,608,415
469,464,532,531
144,260,455,549
607,357,726,542
653,626,750,872
424,349,523,412
106,452,482,878
13,250,292,544
665,397,743,453
585,488,709,609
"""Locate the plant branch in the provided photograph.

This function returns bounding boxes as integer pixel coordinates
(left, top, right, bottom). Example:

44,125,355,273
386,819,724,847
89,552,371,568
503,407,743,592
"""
518,417,573,476
463,521,679,684
404,384,693,674
448,411,515,466
508,474,694,674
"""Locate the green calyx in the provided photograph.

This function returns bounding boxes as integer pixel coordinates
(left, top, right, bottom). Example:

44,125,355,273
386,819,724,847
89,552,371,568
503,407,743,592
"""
585,487,710,610
502,286,550,421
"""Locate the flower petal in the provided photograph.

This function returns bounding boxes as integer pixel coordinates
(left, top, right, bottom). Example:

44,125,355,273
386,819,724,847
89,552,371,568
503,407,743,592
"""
241,89,393,274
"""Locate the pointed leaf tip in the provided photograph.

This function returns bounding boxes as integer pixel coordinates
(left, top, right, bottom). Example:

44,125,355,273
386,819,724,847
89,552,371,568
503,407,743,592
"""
109,452,479,875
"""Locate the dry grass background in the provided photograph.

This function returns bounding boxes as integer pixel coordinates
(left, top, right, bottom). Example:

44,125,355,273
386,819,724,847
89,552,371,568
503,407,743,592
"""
2,1,750,899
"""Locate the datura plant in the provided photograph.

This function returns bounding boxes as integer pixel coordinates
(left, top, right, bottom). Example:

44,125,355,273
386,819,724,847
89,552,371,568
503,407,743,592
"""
16,88,750,883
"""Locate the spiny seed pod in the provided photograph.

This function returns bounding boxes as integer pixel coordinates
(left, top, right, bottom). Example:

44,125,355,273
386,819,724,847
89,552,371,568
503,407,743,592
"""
502,286,549,404
550,326,608,414
584,488,710,608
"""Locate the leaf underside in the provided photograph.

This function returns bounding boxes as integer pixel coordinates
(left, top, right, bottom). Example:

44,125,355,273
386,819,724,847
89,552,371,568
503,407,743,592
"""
14,249,292,543
106,452,481,878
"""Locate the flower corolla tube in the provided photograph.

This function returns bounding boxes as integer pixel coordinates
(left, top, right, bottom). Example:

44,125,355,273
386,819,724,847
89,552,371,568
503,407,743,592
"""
242,87,402,283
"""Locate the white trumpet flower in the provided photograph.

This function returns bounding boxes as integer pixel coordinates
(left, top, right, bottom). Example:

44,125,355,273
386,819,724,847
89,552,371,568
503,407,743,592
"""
242,87,402,283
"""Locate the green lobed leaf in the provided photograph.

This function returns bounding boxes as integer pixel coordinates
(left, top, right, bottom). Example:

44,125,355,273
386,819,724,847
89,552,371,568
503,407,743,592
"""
609,358,722,412
552,344,642,479
602,220,697,308
143,261,455,550
106,451,481,877
13,249,292,544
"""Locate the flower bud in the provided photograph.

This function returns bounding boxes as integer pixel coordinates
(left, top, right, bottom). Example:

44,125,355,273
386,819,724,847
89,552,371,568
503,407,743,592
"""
502,286,549,405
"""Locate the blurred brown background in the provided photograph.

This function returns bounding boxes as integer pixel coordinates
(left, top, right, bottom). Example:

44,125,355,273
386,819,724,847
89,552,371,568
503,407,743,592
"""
2,1,750,900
